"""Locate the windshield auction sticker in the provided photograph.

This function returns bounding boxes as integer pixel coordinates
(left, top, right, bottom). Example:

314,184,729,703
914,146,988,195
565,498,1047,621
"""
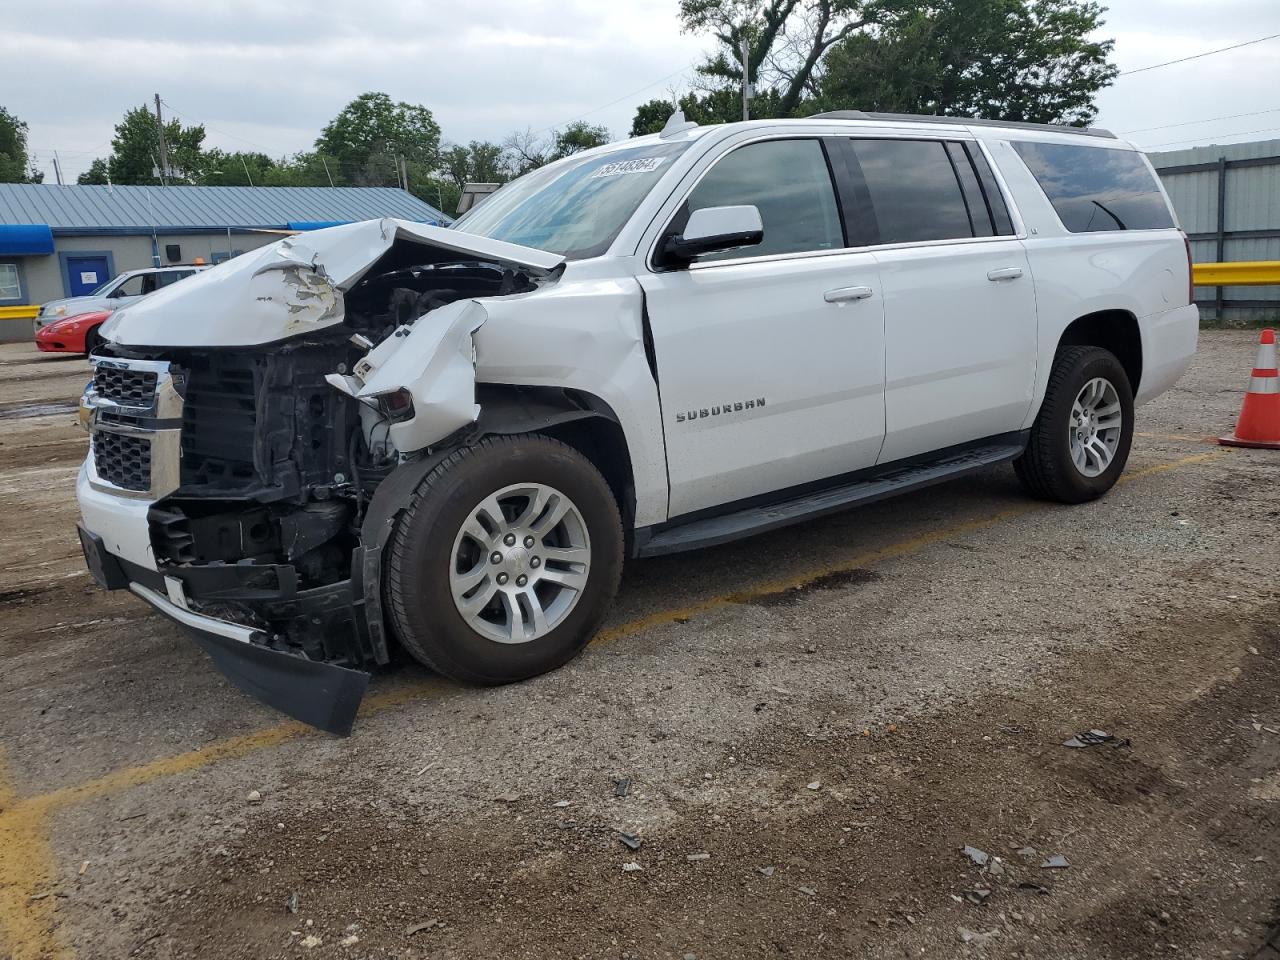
590,157,667,179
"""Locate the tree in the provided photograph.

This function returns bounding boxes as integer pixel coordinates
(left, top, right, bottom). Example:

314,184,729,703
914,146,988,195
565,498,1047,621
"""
198,149,278,187
441,141,510,191
630,87,782,136
680,0,886,117
551,121,611,158
819,0,1117,124
0,106,42,183
77,158,109,185
95,105,205,185
316,92,441,185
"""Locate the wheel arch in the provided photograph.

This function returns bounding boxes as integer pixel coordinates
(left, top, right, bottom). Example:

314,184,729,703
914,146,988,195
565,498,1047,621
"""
1056,309,1142,394
474,384,637,529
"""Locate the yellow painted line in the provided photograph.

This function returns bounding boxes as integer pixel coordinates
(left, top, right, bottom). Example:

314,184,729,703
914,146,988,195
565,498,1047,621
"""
0,446,1231,960
0,749,70,960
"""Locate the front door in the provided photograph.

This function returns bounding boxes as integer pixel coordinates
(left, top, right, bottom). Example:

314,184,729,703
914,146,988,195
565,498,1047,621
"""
639,137,886,519
65,256,110,297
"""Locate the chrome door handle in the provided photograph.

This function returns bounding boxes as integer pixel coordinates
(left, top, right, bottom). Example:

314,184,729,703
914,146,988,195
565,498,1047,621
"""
987,267,1024,282
824,285,874,303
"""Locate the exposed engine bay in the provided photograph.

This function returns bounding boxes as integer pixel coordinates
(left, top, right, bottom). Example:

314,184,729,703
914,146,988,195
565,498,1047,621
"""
91,234,558,675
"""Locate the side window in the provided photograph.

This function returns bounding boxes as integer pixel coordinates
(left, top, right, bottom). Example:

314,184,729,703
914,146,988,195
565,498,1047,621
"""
848,139,974,244
1011,141,1175,233
683,139,844,261
155,270,192,288
112,275,145,298
0,263,21,302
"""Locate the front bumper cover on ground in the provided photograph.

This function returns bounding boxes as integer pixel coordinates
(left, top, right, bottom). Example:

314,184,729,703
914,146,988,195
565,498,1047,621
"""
78,526,371,736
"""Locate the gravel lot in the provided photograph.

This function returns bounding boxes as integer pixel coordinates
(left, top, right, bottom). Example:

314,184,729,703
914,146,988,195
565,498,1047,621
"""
0,330,1277,960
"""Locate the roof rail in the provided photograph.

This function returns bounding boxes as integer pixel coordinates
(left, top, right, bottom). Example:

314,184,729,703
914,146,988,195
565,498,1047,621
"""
808,110,1117,140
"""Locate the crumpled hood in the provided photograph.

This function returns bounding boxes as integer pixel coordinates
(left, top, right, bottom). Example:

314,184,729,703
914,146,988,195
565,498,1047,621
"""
101,219,564,348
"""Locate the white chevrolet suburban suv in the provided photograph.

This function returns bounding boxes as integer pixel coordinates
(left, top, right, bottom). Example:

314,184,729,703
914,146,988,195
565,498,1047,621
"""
75,111,1197,733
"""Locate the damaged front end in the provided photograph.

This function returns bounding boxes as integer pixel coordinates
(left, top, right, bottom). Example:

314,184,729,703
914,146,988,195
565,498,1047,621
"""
77,220,563,734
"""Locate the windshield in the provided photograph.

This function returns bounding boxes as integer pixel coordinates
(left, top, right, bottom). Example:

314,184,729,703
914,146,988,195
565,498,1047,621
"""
89,275,125,297
451,141,691,259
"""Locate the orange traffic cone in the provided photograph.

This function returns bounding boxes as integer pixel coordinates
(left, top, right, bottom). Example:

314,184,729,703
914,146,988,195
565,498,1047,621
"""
1220,328,1280,449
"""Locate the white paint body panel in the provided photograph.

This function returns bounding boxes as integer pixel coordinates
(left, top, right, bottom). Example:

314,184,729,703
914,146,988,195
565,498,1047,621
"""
99,219,561,349
874,238,1037,463
77,463,157,570
639,251,885,516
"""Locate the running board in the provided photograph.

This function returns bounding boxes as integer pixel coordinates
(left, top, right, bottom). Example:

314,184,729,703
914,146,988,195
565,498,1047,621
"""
636,440,1026,557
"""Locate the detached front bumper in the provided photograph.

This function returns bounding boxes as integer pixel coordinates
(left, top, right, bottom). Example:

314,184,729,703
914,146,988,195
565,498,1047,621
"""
77,523,370,735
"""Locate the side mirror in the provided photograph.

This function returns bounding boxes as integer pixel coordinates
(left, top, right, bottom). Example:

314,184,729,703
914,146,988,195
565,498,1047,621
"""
660,205,764,266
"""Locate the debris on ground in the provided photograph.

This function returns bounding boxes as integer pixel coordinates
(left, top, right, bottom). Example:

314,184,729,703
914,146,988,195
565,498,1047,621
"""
622,862,643,872
962,845,990,866
1015,846,1037,859
614,777,632,797
553,799,571,808
405,920,439,936
986,858,1006,877
493,792,520,803
617,831,642,851
340,934,359,946
964,889,992,905
1018,882,1051,895
798,886,817,896
1040,855,1070,869
958,927,999,945
1062,729,1129,749
285,892,299,915
757,866,775,878
686,852,711,861
806,781,821,790
300,935,322,948
246,790,262,804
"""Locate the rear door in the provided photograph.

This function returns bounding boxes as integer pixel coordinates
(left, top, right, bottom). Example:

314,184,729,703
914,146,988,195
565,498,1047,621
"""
639,136,886,518
834,137,1039,464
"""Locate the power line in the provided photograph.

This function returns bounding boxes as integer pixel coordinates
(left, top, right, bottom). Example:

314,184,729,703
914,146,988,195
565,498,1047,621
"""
1118,33,1280,76
538,61,702,135
1121,106,1280,135
1146,125,1280,150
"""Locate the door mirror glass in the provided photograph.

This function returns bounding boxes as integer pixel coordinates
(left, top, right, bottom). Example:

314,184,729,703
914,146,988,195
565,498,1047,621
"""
661,205,764,265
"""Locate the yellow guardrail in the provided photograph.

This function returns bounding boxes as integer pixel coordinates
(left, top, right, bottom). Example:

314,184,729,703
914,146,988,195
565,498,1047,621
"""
1193,261,1280,286
0,305,39,321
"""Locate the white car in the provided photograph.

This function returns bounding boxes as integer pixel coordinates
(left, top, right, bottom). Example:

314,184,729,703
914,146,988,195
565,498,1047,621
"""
35,264,208,330
75,111,1197,733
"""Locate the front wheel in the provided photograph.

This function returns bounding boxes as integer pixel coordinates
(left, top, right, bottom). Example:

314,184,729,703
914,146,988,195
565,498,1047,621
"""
385,435,623,685
1014,345,1134,503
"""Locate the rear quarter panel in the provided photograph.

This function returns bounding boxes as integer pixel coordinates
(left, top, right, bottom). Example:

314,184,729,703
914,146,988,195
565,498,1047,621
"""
983,136,1197,415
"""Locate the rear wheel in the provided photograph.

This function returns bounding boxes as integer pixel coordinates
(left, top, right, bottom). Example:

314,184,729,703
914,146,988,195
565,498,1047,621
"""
385,435,623,684
1014,345,1134,503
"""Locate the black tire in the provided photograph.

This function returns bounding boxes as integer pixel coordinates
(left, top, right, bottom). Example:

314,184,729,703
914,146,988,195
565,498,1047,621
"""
1013,345,1134,504
83,327,103,358
385,434,623,685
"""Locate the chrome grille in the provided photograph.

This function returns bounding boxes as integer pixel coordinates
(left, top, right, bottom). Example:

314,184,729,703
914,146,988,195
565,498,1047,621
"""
92,433,152,492
83,357,183,500
93,366,158,407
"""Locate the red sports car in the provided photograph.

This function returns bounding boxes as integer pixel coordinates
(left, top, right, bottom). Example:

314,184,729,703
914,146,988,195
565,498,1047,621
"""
34,310,112,356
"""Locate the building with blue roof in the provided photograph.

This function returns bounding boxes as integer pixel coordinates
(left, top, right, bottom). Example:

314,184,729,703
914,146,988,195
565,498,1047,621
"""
0,183,450,310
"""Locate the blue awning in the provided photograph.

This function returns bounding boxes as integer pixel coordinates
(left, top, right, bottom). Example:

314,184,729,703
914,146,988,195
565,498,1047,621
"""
0,224,55,256
286,220,351,231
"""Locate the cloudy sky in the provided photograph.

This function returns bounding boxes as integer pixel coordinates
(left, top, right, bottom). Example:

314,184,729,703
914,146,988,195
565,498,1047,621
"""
4,0,1279,183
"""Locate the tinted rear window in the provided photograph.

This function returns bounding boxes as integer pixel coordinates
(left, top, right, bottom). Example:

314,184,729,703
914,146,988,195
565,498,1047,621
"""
849,139,973,244
1012,141,1175,233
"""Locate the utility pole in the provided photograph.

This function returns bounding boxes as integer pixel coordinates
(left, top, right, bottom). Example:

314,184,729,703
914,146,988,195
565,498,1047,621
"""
153,93,170,186
320,156,335,188
52,151,64,186
400,155,410,193
240,154,254,187
741,37,751,121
